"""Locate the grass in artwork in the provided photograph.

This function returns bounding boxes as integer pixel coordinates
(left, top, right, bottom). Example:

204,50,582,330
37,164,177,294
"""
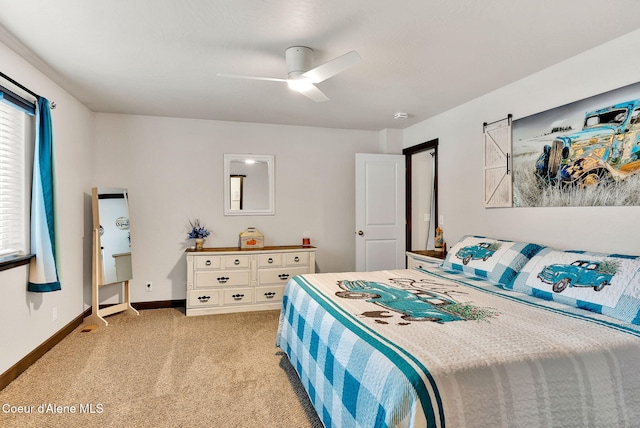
598,259,620,275
514,164,640,207
441,303,499,321
487,242,502,252
513,167,640,207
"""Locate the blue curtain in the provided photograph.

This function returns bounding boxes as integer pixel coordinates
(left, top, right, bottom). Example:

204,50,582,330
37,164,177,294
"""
27,97,60,292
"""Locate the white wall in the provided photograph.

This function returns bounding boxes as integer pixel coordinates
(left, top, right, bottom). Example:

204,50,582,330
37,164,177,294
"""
403,29,640,255
0,41,94,374
93,114,382,302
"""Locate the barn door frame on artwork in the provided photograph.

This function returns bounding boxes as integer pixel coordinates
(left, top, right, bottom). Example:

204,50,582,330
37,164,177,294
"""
483,115,513,208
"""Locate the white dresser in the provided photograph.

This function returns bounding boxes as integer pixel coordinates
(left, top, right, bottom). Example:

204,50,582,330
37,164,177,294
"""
406,250,446,270
185,245,316,316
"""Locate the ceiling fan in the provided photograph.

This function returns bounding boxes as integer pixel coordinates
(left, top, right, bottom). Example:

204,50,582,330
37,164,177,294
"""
217,46,361,102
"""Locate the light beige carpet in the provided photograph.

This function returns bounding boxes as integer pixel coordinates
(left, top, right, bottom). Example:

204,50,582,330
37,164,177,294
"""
0,308,323,428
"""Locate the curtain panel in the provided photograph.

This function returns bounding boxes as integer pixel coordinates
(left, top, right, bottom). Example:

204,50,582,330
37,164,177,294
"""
27,97,60,292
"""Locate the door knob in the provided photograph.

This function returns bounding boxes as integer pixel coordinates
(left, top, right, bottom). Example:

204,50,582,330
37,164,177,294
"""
357,230,364,236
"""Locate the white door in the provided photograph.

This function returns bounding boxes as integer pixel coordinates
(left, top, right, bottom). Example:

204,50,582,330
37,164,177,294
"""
355,153,406,271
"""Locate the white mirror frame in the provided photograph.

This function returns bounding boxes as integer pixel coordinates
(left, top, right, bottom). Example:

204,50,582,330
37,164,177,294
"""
223,154,275,216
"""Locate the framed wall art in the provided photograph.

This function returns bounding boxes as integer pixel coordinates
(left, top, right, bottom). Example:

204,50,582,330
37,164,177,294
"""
512,82,640,207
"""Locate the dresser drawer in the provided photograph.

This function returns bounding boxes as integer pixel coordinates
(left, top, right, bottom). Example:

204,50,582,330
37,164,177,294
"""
406,252,444,270
257,253,283,267
285,252,309,266
222,288,254,305
255,285,285,303
187,289,220,307
222,255,250,269
258,266,308,285
194,256,221,270
408,258,441,270
194,270,250,288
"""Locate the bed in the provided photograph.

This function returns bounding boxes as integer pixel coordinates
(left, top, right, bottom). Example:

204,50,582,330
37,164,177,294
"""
275,236,640,428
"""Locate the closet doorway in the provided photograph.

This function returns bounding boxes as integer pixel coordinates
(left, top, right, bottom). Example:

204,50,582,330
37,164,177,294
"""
403,138,438,252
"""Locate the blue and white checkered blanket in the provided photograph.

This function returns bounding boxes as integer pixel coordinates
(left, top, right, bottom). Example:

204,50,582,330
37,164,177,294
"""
276,268,640,428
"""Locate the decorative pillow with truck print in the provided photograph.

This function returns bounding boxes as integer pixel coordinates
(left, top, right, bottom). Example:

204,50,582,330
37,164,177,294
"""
510,248,640,325
441,235,544,288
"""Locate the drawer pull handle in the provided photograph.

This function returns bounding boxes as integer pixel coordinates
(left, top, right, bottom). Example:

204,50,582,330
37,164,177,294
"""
278,273,290,280
264,292,276,299
232,293,244,300
205,260,211,266
294,256,300,262
234,259,240,265
268,258,273,264
217,276,229,283
198,295,211,302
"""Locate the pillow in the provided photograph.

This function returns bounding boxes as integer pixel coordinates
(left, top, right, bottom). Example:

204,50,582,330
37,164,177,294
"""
441,235,545,287
511,248,640,325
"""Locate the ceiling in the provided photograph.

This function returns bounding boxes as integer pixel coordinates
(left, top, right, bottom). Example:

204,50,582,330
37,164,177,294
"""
1,0,639,131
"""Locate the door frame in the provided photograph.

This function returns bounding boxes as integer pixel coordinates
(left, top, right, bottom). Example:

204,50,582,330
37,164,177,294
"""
403,138,439,252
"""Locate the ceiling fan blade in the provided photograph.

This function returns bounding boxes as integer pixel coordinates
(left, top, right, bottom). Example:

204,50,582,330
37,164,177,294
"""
297,83,329,102
302,50,361,83
216,73,287,83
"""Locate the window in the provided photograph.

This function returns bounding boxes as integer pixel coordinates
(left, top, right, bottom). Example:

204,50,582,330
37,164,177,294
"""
0,95,33,260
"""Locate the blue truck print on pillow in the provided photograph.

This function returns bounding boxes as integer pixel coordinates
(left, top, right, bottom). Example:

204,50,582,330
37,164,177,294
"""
455,242,500,265
536,260,618,293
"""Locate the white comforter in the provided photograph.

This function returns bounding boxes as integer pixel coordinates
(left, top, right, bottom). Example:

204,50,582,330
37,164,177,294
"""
276,267,640,427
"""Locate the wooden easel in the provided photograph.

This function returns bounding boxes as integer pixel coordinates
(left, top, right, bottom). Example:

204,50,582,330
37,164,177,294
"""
85,188,138,327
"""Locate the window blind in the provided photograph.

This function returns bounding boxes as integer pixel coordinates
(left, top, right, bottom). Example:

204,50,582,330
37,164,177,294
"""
0,101,28,257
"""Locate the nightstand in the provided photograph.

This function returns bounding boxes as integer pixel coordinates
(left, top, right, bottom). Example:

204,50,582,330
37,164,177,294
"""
406,250,446,270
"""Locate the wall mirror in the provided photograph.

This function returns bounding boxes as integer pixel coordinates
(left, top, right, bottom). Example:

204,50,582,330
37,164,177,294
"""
223,154,275,216
92,187,132,285
403,139,438,251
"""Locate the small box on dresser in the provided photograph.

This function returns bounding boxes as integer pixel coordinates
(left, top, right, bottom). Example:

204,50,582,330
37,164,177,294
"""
186,245,316,316
239,227,264,249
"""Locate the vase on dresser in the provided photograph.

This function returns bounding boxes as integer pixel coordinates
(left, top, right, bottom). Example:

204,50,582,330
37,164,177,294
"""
187,219,210,251
195,238,205,250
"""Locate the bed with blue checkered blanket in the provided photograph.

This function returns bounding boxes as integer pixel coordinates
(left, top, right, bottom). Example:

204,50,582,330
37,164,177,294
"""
276,268,640,428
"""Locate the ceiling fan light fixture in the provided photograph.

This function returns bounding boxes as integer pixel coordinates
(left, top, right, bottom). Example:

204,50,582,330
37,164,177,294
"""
287,78,314,93
217,47,360,103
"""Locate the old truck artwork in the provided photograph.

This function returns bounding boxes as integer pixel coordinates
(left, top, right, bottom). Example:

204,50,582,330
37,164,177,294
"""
537,259,618,293
535,98,640,187
335,279,464,323
455,242,500,265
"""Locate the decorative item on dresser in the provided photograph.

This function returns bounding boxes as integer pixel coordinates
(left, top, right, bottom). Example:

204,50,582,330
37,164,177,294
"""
187,218,211,250
185,245,316,316
239,227,264,249
406,249,446,270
